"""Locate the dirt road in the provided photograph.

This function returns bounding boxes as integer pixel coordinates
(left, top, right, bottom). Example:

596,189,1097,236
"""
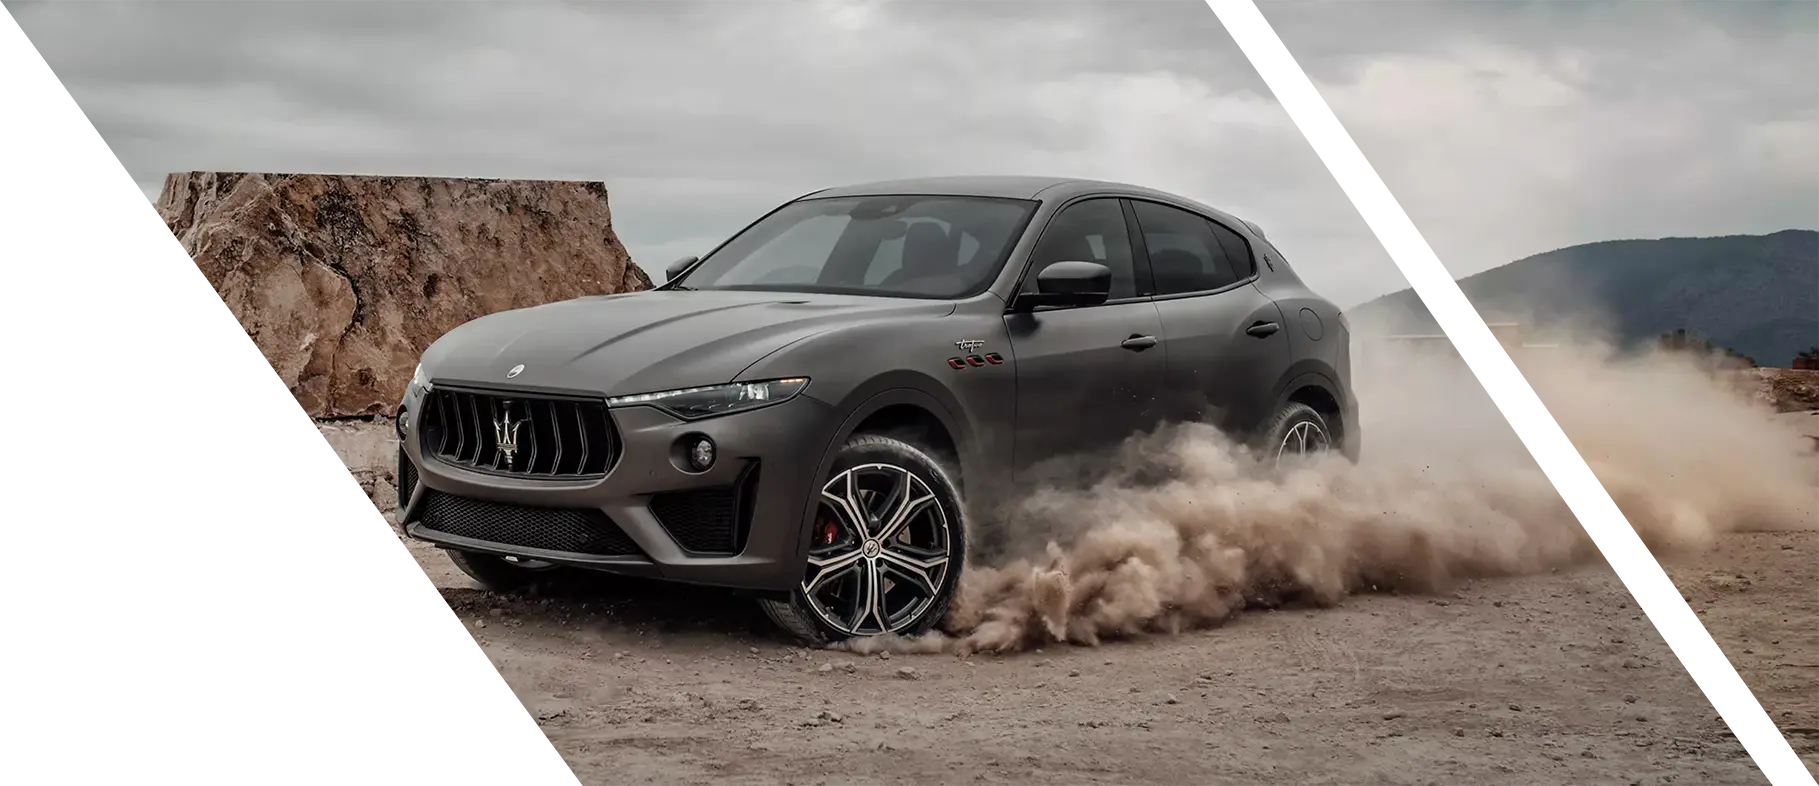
329,408,1817,786
388,520,1810,786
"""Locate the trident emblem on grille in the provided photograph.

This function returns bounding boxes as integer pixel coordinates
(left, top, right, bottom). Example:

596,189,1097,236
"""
494,402,524,468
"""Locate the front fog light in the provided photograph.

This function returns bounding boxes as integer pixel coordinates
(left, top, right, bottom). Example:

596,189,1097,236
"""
687,437,716,472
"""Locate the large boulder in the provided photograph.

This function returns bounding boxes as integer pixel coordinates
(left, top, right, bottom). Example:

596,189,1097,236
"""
157,172,653,418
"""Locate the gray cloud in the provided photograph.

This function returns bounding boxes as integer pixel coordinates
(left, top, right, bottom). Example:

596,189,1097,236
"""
8,0,1813,305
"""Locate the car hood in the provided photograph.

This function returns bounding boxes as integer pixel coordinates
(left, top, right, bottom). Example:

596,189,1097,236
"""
418,289,955,397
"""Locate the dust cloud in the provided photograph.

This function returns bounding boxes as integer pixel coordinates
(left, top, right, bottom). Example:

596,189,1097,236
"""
864,311,1817,656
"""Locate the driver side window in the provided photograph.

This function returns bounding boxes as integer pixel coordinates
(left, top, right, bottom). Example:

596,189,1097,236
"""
1021,198,1137,301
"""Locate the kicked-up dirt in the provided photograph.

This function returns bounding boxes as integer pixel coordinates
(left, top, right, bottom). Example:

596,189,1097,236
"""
392,526,1813,786
351,417,1817,785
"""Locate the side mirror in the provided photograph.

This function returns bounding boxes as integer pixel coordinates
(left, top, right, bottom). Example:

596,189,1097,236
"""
1013,261,1112,312
664,255,700,283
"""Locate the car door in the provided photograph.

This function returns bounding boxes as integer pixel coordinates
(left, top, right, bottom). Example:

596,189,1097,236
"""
1126,198,1293,442
1003,197,1167,484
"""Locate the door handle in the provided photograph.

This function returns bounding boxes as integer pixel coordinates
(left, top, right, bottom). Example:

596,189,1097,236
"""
1121,334,1159,352
1246,321,1280,338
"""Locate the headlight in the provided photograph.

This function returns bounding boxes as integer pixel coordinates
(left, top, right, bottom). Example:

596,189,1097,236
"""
607,377,808,420
407,363,430,395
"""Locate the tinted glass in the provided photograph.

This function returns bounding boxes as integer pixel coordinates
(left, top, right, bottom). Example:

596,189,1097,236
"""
1130,200,1240,295
1208,220,1255,278
1021,198,1137,301
676,195,1037,299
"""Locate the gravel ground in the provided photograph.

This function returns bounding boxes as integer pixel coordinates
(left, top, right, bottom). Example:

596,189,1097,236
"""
331,417,1817,786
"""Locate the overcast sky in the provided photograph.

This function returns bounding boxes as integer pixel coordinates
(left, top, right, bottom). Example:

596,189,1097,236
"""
9,0,1814,306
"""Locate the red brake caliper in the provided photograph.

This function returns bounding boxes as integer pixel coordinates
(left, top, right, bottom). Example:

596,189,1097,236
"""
816,514,840,547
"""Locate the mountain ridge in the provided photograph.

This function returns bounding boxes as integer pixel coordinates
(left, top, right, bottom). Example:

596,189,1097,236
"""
1350,229,1818,366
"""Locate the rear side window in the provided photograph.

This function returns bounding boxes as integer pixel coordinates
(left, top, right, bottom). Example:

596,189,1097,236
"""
1129,200,1240,295
1207,220,1256,278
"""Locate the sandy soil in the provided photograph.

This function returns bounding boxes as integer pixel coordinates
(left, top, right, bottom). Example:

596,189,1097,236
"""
335,410,1817,786
1678,532,1819,744
1668,527,1819,766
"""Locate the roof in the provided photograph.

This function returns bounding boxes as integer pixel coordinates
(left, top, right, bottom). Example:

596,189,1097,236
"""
808,175,1178,201
803,175,1264,238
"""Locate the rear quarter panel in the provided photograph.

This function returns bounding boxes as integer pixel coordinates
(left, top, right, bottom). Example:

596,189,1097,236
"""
1248,238,1355,426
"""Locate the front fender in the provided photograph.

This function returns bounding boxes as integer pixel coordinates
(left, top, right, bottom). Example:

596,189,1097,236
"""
786,385,974,574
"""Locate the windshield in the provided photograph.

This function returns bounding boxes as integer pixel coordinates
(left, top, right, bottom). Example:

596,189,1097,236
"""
672,195,1038,299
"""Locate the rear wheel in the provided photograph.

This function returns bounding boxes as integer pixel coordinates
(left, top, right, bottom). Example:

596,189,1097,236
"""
445,549,565,594
1261,401,1335,467
760,434,966,646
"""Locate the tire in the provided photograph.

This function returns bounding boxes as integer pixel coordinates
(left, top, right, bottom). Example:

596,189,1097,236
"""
445,549,565,594
760,434,967,646
1259,401,1336,467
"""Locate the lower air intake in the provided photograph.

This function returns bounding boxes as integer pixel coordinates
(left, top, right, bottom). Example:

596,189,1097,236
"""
397,450,419,510
416,490,642,557
649,464,760,555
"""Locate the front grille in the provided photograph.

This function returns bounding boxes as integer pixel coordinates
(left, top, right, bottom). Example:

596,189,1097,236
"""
649,464,761,555
416,490,642,557
396,449,419,510
419,387,618,478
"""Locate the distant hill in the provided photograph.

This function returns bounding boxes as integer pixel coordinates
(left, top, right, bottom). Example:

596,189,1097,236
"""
1351,229,1819,367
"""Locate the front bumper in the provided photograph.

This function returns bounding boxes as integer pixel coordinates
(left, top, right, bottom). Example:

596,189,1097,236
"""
397,389,843,593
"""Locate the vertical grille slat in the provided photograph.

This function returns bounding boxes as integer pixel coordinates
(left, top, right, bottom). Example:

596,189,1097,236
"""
419,387,618,479
573,402,590,476
437,391,457,458
547,400,565,476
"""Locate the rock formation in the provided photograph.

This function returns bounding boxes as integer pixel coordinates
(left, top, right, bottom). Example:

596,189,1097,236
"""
1742,368,1819,413
157,173,653,418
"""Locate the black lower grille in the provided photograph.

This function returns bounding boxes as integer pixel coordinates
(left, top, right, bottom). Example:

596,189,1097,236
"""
416,490,642,557
649,464,760,555
397,449,419,510
419,387,617,478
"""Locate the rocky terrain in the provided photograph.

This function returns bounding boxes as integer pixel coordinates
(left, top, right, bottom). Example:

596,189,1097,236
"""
156,172,652,418
1745,368,1819,414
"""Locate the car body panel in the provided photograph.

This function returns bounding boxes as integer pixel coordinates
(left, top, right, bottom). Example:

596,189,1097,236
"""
420,289,957,398
1002,299,1169,478
1151,283,1293,437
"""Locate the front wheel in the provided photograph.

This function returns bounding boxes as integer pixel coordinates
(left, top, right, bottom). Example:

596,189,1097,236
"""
445,549,565,594
760,434,967,646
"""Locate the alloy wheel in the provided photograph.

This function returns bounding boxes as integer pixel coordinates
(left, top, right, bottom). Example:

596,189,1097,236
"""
801,462,954,638
1275,420,1331,464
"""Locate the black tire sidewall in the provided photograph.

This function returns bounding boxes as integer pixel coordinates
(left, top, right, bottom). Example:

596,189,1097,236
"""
446,548,562,594
778,434,968,644
1260,402,1333,463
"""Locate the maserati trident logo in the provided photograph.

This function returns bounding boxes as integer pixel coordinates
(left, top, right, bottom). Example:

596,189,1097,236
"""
954,339,985,353
506,363,525,379
494,403,525,467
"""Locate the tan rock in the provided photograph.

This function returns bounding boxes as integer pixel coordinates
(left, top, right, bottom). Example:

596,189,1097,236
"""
157,172,652,418
1738,368,1819,413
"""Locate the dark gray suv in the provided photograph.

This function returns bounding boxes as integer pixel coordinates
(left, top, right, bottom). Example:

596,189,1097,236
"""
396,176,1359,645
